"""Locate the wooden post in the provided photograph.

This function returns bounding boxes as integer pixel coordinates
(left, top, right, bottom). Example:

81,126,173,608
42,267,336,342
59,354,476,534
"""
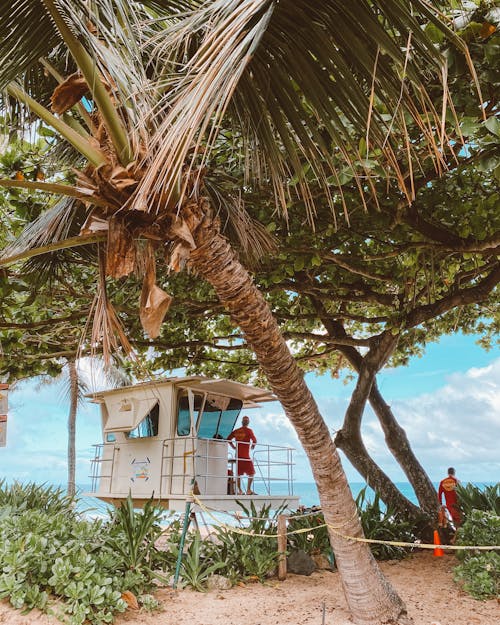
277,514,287,581
0,384,8,448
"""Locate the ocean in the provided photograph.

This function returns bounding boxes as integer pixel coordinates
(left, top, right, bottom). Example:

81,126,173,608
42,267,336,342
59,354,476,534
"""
278,481,419,508
74,481,420,520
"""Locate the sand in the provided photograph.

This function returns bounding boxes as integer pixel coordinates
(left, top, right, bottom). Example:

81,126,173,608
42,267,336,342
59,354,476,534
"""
0,551,498,625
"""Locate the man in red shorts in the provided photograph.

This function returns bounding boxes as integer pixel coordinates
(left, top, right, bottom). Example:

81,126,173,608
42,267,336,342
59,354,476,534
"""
228,415,257,495
438,467,461,527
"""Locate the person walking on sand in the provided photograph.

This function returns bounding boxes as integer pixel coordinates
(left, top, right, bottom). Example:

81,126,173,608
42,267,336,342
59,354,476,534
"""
228,415,257,495
438,467,461,527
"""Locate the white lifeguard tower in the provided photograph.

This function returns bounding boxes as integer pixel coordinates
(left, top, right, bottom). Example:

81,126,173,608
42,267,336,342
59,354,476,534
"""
86,376,299,511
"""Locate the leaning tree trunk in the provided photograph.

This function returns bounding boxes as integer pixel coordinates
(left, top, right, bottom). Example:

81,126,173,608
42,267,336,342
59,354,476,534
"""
333,332,424,522
334,430,423,521
310,301,438,519
365,381,438,519
67,359,78,499
333,333,428,525
186,201,410,625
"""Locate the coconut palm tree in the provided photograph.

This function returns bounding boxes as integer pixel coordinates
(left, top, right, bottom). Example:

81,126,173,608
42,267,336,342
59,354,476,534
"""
0,2,468,622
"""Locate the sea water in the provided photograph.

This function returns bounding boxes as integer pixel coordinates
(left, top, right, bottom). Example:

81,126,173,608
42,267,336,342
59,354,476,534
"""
73,481,420,522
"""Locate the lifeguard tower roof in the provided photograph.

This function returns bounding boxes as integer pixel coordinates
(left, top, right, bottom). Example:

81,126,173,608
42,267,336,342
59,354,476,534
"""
86,375,276,407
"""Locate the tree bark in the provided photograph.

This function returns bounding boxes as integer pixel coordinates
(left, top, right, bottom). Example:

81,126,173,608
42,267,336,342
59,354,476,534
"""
309,299,438,519
335,426,422,520
187,202,410,625
364,381,438,520
67,359,78,498
332,335,423,523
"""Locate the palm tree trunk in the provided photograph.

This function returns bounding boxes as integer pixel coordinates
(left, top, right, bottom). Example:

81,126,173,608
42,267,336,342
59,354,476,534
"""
187,202,410,625
67,359,78,498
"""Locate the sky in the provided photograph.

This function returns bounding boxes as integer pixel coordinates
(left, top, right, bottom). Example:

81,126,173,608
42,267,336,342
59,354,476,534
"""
1,332,499,489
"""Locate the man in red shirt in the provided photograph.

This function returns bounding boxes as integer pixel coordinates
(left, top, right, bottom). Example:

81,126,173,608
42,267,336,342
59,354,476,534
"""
228,415,257,495
438,467,461,526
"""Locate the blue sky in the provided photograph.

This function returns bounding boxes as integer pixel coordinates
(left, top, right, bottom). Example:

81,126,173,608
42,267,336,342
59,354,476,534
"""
1,332,499,489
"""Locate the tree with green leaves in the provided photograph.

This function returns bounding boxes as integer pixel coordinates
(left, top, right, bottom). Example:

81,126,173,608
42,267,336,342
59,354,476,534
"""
0,2,487,622
1,0,498,534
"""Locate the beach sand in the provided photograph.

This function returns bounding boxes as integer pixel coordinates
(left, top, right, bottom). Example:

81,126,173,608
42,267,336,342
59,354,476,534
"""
0,551,498,625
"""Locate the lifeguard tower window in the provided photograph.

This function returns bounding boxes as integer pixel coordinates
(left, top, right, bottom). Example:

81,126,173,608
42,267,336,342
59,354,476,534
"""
126,402,159,439
198,397,242,440
177,392,204,436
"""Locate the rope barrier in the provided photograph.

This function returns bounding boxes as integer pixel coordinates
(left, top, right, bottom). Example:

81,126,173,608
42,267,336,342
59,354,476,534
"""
190,494,500,551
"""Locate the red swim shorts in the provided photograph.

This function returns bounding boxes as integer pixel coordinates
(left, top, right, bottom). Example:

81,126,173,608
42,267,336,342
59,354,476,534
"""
237,459,255,476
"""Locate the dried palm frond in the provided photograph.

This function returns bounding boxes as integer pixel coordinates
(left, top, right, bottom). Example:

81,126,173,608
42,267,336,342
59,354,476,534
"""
89,250,134,366
139,243,172,338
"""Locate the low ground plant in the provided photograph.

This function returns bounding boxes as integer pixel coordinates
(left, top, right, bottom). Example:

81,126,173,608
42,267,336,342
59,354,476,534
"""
0,484,169,624
179,532,225,591
0,479,75,513
0,499,126,624
104,496,170,592
207,502,281,584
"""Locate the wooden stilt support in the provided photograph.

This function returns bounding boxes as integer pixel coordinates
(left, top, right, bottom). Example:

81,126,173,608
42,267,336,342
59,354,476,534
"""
277,514,288,580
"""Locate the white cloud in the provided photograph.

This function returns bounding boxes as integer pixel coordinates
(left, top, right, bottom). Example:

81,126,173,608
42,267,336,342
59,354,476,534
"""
251,358,500,485
357,358,500,483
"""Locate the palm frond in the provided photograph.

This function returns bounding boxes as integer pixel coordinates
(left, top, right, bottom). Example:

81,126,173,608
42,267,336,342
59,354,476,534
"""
0,197,87,263
0,178,109,207
0,0,61,91
136,0,465,216
6,83,108,166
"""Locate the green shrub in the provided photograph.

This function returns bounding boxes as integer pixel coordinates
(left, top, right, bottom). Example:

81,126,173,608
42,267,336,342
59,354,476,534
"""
456,482,500,517
454,552,500,599
287,508,331,558
452,509,500,599
287,488,417,563
455,509,500,560
0,504,127,624
355,488,416,561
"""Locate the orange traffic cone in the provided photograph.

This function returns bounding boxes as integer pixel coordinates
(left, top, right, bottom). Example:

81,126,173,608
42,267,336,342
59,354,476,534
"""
433,529,444,557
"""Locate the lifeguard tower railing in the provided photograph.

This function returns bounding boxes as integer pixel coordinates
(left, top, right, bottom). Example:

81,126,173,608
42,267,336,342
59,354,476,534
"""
89,437,296,500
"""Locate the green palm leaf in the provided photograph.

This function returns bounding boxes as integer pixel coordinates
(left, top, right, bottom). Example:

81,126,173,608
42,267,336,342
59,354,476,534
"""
0,0,60,89
132,0,466,215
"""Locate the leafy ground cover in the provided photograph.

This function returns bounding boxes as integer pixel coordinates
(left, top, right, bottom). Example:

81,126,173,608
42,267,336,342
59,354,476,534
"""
0,482,165,624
